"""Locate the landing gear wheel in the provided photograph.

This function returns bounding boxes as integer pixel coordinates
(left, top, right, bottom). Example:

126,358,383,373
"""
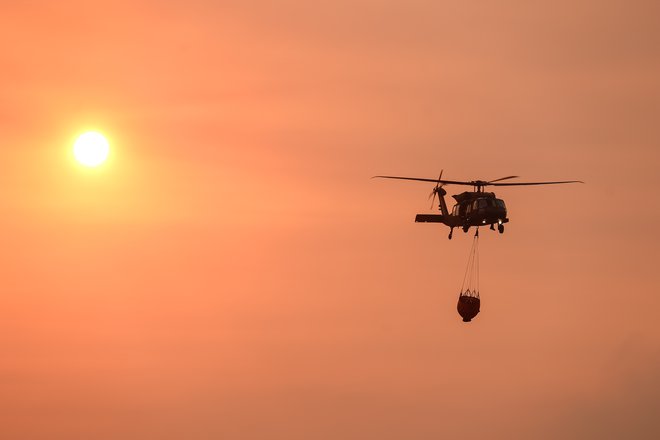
463,225,469,233
448,228,453,240
498,224,504,234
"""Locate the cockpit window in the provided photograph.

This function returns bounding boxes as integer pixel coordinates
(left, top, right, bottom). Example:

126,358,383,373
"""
495,199,506,208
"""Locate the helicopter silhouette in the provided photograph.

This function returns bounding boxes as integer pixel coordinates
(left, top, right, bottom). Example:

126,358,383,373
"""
374,171,583,239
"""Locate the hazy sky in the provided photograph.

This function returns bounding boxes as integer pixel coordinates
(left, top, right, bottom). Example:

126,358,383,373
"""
2,1,659,439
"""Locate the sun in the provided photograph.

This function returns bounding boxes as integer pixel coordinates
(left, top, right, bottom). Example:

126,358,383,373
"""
73,131,110,167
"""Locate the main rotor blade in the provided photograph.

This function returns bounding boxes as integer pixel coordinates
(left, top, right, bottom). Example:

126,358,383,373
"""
488,175,519,183
372,175,475,186
373,175,584,187
490,180,584,186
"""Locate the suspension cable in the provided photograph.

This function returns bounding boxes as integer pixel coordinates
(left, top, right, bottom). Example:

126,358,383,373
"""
475,231,480,294
460,230,480,295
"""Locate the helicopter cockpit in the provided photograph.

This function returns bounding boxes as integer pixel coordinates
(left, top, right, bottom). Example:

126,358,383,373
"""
453,197,507,219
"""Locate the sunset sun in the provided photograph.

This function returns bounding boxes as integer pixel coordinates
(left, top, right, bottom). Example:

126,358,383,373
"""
73,131,109,167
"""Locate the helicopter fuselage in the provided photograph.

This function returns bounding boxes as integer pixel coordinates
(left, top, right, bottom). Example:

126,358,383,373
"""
415,191,508,238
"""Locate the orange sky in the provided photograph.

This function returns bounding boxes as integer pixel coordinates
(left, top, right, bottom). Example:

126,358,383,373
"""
2,1,660,439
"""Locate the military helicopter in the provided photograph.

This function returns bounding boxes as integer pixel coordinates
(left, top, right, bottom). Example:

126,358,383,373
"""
374,171,583,239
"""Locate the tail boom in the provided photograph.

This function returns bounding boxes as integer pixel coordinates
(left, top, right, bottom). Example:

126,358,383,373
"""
415,214,446,224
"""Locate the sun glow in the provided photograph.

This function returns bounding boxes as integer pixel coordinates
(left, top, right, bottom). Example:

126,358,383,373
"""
73,131,109,167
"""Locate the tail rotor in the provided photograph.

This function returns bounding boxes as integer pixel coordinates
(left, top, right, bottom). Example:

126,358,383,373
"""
429,170,446,210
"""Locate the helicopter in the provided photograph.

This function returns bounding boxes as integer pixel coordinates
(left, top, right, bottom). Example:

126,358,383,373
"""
374,171,583,239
